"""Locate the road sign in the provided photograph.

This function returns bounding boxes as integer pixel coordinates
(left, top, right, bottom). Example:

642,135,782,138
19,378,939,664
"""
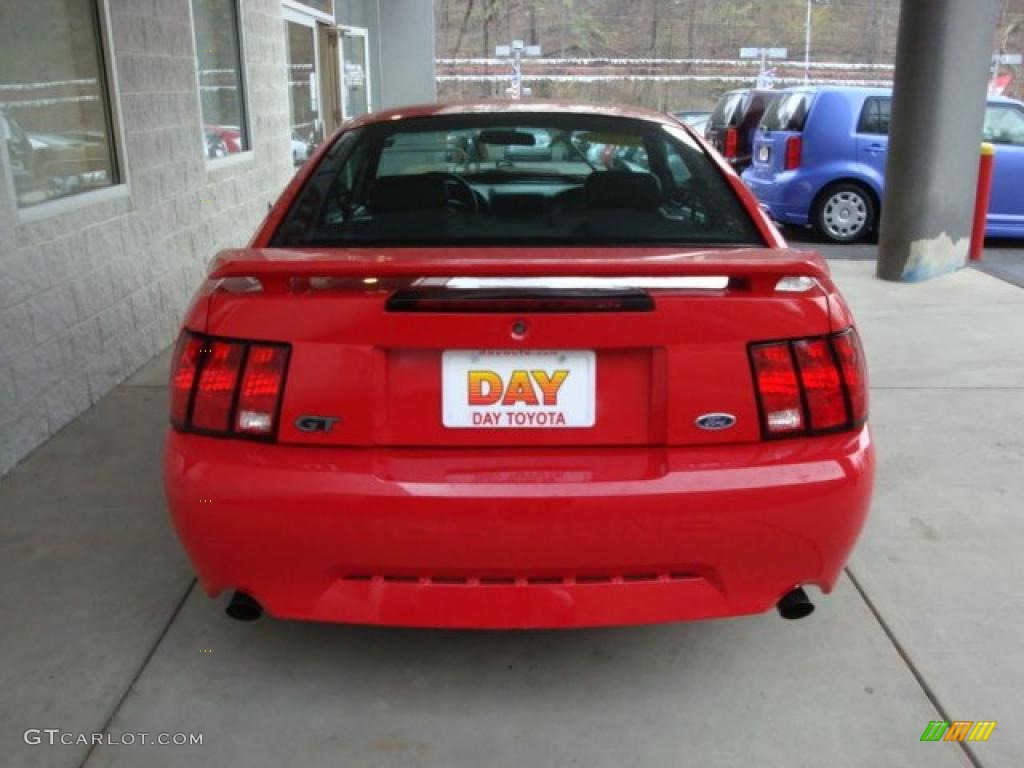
993,54,1022,65
494,41,541,99
741,47,788,59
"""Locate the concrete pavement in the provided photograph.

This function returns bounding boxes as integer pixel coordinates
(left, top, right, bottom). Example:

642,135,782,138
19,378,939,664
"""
835,260,1024,768
0,382,193,768
2,259,1021,767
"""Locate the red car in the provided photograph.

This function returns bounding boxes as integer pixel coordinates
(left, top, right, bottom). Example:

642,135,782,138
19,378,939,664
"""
164,102,873,629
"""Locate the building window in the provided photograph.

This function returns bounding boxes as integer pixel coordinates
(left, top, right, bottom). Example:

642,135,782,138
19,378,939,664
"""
0,0,119,209
191,0,250,160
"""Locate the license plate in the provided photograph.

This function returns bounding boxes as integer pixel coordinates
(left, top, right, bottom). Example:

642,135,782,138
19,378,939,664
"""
758,145,771,163
442,350,596,429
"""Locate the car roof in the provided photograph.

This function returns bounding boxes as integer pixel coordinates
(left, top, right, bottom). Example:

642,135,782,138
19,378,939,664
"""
772,84,1022,107
345,100,680,131
773,85,893,97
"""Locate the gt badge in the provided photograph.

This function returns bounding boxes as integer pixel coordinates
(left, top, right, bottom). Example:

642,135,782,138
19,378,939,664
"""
295,415,341,433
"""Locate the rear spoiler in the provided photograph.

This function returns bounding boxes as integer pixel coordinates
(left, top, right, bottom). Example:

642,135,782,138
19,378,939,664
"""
209,247,830,287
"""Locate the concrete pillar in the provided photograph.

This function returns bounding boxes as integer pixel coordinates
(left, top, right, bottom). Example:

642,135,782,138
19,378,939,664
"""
377,0,437,109
876,0,1000,282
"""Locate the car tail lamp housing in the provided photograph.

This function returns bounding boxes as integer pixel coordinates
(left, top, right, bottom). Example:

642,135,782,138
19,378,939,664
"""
749,328,867,439
784,135,802,170
724,127,739,158
169,330,290,439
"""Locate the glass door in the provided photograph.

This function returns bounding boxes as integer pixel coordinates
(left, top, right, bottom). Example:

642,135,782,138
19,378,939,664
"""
284,14,319,166
340,26,371,121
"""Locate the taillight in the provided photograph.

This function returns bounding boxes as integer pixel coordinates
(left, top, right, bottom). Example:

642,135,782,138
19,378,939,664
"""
832,329,868,425
750,328,867,438
750,342,804,434
235,345,289,435
793,338,846,431
170,334,203,428
724,127,739,158
191,340,245,432
784,135,802,170
169,331,290,439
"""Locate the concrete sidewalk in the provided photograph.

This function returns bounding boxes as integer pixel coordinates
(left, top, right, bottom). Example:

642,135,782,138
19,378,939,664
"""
1,261,1020,767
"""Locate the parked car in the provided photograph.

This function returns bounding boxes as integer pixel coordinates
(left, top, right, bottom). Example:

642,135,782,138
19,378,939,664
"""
705,89,775,171
742,86,1024,242
164,102,873,629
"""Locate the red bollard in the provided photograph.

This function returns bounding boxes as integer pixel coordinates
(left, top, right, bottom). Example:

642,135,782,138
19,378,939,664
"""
969,143,995,262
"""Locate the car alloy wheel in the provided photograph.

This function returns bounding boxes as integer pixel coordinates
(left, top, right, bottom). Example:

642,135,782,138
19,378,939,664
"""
821,189,869,241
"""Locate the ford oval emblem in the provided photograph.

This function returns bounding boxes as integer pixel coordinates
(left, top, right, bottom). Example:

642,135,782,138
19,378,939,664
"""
695,413,736,431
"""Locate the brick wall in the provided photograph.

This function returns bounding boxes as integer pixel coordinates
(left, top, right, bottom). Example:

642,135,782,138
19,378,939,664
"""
0,0,294,475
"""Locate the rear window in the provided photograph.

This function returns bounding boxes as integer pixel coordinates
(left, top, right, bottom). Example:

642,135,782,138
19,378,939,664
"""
710,91,746,127
761,92,814,132
272,113,763,248
857,97,891,135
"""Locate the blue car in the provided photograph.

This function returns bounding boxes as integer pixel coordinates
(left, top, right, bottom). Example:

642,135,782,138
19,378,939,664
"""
742,86,1024,242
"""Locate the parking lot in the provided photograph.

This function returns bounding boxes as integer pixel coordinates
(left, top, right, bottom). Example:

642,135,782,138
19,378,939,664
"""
2,239,1022,768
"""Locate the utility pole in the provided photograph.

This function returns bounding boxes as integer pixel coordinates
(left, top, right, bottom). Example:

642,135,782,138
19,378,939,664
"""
804,0,832,84
804,0,812,84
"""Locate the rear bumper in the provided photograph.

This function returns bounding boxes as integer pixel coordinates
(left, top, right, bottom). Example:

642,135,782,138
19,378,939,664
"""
164,428,874,628
741,171,811,226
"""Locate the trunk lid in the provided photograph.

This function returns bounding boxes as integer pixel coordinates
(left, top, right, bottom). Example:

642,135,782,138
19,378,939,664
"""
203,246,833,448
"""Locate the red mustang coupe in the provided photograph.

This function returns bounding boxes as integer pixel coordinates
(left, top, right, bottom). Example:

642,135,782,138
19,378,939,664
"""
164,102,873,628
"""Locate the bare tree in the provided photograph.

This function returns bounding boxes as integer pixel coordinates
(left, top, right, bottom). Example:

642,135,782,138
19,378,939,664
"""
452,0,476,55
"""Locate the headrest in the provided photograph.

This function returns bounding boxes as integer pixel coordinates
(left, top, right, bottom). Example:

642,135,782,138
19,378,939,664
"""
584,170,662,210
368,175,447,213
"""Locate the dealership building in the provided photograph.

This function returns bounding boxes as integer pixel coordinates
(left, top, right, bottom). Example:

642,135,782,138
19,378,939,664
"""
0,0,436,474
